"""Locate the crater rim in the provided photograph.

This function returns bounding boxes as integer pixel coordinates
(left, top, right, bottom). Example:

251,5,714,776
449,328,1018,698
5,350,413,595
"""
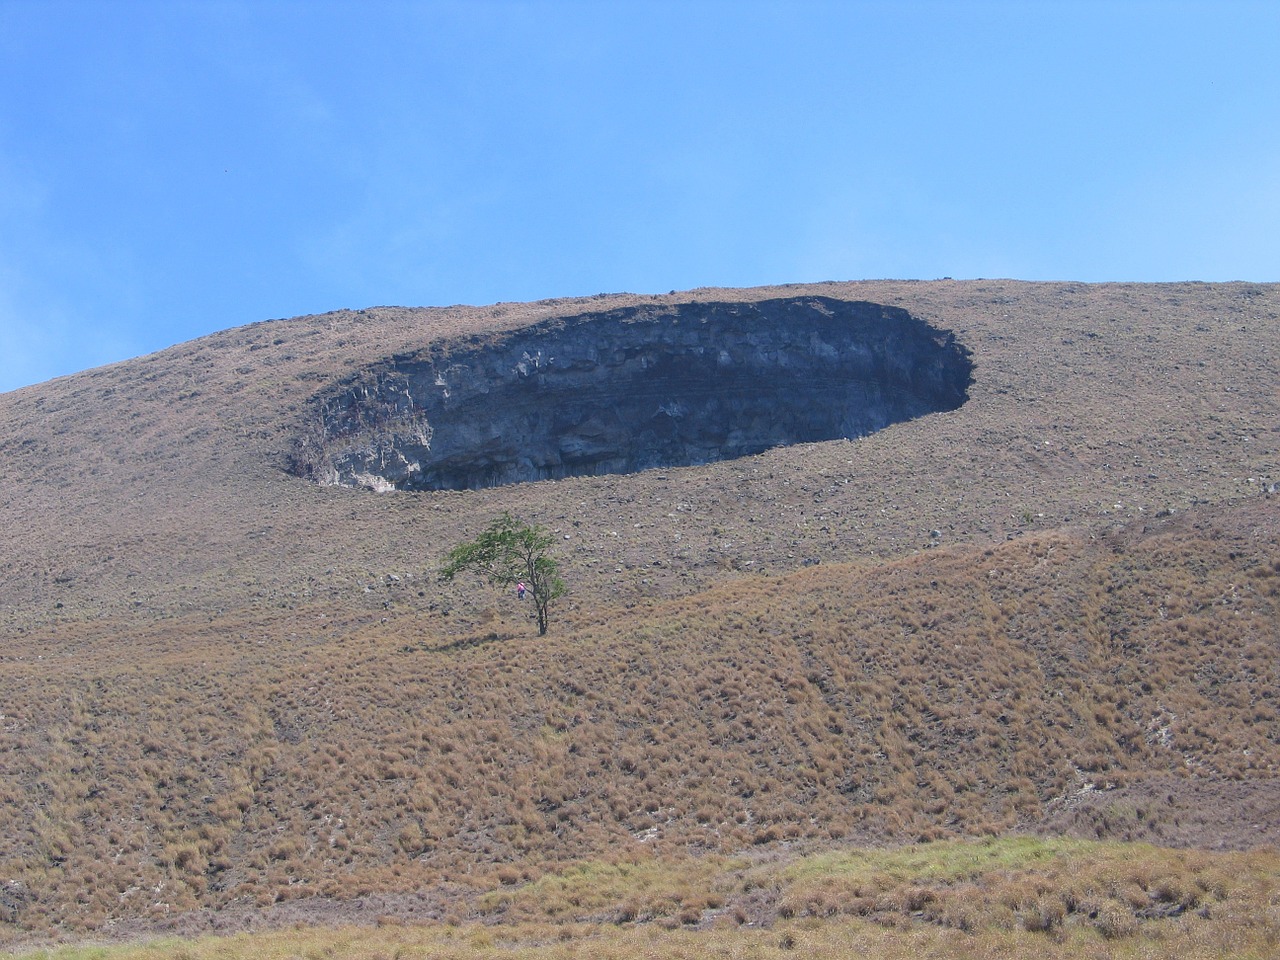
288,296,974,492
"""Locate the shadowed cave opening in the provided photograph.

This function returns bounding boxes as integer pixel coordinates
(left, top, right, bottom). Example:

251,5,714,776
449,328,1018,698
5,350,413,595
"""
293,297,973,491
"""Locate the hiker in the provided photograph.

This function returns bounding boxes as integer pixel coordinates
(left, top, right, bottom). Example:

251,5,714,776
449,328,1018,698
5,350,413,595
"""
517,581,526,600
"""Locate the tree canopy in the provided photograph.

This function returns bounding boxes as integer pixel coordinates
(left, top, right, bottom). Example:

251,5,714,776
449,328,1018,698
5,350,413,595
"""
439,513,567,636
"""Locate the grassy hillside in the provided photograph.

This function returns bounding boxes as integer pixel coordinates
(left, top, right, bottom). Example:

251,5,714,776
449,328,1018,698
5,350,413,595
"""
0,280,1277,951
2,498,1277,937
9,839,1280,959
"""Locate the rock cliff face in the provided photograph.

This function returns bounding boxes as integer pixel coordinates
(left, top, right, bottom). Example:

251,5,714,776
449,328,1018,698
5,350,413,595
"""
293,297,973,491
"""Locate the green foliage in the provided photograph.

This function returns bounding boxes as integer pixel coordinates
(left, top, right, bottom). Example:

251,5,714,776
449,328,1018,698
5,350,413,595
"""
440,513,567,635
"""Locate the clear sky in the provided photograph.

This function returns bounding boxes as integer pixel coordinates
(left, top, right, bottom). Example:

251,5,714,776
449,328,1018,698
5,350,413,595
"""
2,1,1277,393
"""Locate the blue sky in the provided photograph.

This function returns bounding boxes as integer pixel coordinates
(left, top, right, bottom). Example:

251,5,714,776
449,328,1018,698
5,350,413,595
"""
2,1,1277,393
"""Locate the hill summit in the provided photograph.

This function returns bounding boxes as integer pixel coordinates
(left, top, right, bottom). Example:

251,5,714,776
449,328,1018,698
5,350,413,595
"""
0,280,1277,943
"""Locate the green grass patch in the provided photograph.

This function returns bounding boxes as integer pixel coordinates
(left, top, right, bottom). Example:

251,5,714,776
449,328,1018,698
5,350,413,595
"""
7,838,1280,958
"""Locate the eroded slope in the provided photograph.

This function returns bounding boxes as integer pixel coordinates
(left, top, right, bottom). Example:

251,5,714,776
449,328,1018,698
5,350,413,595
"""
293,297,971,491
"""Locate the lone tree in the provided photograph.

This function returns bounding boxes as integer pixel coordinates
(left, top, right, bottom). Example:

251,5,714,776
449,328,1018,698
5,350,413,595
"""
439,513,567,636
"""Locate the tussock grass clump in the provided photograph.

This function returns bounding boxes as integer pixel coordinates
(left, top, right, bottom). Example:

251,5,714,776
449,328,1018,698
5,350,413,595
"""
7,839,1280,959
1,281,1278,949
1,500,1278,939
769,837,1266,939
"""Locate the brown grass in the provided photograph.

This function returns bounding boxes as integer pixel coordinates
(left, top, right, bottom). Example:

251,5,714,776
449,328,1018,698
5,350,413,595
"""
0,280,1278,948
5,839,1280,958
0,498,1276,940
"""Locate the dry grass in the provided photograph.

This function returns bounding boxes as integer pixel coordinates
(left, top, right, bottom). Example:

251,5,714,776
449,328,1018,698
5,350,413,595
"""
2,281,1276,634
6,839,1280,959
1,497,1276,940
1,280,1278,950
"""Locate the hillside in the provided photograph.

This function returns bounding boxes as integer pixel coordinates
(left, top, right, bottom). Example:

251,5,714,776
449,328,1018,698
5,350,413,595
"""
0,280,1278,947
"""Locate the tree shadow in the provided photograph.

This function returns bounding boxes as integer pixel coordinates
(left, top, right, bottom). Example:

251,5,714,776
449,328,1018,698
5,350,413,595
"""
414,631,519,653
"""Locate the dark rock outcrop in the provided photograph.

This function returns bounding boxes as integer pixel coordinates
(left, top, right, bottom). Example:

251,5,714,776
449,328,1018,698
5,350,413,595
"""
292,297,972,491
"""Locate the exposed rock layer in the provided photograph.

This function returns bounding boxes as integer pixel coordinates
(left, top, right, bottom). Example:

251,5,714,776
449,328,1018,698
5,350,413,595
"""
298,296,973,491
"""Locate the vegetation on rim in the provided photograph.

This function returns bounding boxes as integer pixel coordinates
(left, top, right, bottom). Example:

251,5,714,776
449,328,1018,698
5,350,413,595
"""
0,280,1276,956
